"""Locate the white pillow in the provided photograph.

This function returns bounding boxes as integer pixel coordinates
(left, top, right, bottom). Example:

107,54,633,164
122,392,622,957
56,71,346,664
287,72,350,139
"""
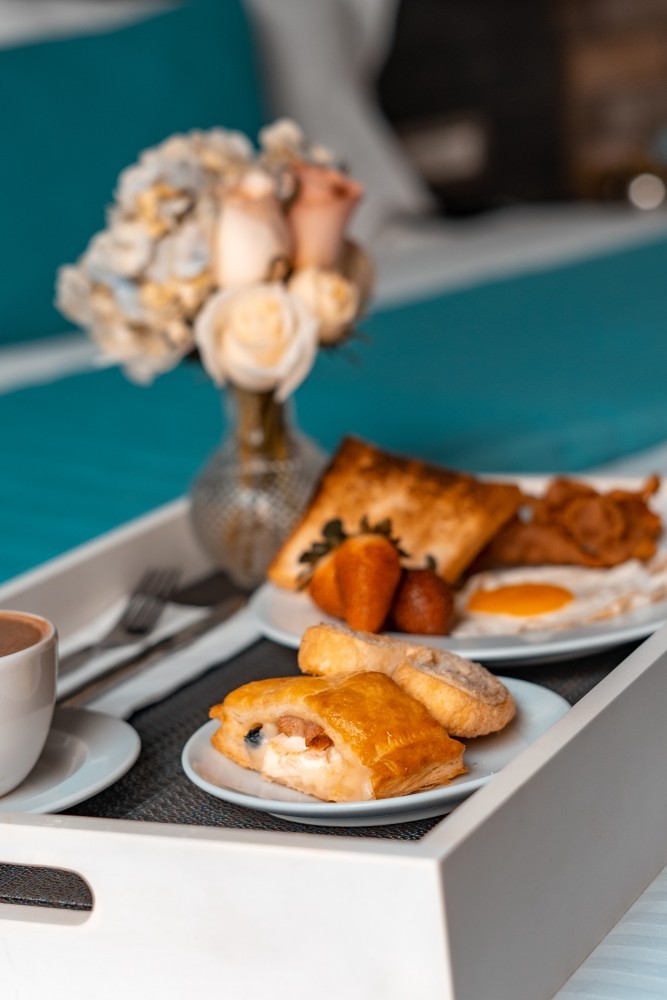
242,0,435,243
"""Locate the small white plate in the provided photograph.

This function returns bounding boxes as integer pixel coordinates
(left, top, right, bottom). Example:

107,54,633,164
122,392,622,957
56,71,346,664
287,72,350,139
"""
181,678,569,826
250,581,667,665
0,707,140,814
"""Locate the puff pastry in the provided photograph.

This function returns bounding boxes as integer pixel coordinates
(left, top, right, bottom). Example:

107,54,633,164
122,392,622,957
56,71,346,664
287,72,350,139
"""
209,672,466,802
298,623,516,738
267,436,522,589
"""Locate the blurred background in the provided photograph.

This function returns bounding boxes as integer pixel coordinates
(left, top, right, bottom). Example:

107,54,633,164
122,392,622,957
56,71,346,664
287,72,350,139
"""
3,0,667,579
3,0,667,346
3,0,667,344
380,0,667,213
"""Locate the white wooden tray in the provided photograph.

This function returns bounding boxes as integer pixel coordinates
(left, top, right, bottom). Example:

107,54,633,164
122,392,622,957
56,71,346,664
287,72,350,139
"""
1,500,667,1000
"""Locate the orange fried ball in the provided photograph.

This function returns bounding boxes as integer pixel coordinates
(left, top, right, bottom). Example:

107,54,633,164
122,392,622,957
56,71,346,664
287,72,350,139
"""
334,534,402,632
391,568,455,635
308,551,345,619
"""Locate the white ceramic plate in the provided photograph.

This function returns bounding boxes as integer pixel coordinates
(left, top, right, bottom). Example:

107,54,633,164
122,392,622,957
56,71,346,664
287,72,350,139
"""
250,581,667,665
0,707,140,814
181,677,569,826
251,475,667,665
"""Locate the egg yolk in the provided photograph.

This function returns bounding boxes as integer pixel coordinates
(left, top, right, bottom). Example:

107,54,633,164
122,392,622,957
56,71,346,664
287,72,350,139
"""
466,583,573,617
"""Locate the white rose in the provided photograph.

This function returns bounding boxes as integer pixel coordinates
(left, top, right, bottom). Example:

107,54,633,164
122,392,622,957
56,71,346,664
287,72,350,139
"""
215,168,292,288
194,283,318,400
288,267,361,345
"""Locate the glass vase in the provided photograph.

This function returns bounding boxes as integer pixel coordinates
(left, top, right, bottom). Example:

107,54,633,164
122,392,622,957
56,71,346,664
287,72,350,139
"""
189,386,326,588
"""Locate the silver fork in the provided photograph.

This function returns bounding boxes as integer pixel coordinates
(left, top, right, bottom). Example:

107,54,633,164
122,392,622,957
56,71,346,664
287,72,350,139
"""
59,567,181,677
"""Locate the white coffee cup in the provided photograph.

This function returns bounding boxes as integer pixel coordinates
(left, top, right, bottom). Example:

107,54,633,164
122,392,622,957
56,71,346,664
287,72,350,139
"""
0,610,58,796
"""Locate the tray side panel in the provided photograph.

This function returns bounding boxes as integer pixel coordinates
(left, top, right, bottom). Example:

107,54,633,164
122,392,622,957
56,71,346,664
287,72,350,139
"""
438,640,667,1000
0,820,452,1000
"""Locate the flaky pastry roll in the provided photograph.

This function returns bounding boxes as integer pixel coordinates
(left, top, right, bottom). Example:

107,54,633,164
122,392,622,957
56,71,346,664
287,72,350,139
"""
298,623,516,738
209,672,466,802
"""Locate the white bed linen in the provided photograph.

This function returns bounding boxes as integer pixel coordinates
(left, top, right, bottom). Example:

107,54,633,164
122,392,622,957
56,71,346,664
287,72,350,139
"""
372,203,667,307
0,0,173,48
0,334,99,396
555,863,667,997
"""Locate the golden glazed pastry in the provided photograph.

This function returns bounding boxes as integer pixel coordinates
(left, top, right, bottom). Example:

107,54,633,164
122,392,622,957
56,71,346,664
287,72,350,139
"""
209,672,466,802
298,623,516,738
267,436,523,589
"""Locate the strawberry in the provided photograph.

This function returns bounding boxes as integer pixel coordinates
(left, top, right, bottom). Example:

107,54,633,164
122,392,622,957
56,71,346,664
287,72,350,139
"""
308,550,345,619
334,533,402,632
391,568,455,635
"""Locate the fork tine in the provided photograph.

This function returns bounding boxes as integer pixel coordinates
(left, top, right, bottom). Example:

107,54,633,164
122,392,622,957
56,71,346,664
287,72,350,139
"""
141,568,181,598
125,600,161,635
135,568,167,597
121,568,181,634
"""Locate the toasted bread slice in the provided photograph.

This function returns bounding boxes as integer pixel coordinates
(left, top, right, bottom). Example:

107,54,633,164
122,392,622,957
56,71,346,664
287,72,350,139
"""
298,622,516,738
267,436,522,589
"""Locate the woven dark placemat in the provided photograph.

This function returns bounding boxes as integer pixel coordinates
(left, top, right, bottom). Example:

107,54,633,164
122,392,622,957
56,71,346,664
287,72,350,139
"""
0,589,644,912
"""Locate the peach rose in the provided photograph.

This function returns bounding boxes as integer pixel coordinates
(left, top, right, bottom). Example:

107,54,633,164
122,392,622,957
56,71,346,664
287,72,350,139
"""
288,163,363,270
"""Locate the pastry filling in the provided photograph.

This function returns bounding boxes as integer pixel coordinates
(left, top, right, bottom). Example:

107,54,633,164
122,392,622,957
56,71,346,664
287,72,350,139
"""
244,716,372,802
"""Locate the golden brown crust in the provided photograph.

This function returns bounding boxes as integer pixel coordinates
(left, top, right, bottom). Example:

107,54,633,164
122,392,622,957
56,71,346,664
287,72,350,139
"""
299,621,428,678
392,658,516,738
267,437,522,589
298,623,515,738
209,672,466,801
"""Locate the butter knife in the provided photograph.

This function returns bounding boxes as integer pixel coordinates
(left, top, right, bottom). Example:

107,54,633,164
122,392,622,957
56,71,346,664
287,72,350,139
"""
59,595,247,707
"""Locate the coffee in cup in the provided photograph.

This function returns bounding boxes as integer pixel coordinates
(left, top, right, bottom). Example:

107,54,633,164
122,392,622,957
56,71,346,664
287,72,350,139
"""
0,610,58,797
0,611,52,656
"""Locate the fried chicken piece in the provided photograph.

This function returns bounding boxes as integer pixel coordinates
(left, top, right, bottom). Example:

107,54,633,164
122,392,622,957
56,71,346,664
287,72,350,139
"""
472,475,662,570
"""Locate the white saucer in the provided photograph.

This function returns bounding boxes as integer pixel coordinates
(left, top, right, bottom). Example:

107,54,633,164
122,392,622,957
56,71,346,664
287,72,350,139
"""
0,707,140,814
182,678,569,826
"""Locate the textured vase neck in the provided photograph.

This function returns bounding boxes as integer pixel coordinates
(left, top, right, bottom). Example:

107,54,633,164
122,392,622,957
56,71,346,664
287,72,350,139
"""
225,386,290,462
191,385,326,587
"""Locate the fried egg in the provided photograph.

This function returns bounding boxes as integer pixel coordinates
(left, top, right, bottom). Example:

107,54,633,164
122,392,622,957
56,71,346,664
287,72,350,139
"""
453,555,667,636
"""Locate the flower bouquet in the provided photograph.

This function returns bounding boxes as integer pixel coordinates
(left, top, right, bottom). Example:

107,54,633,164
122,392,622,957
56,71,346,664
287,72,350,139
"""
56,119,373,586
